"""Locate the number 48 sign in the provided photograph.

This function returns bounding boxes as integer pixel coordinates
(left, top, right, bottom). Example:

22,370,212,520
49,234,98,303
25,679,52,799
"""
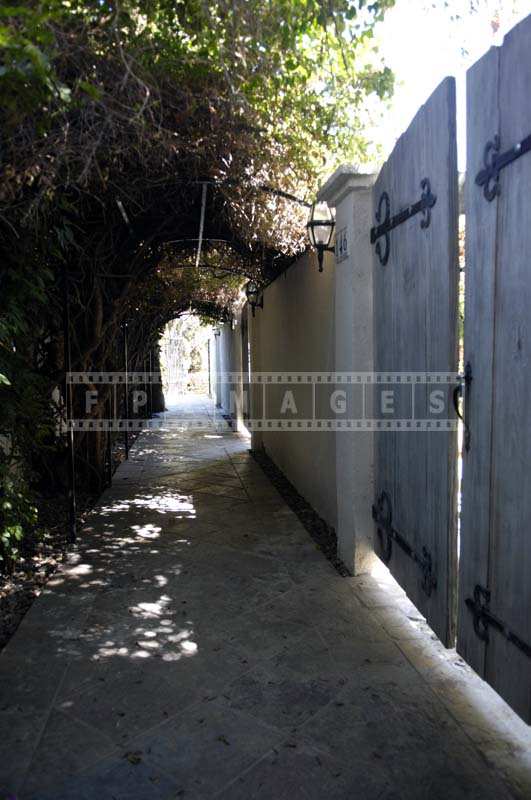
335,226,349,263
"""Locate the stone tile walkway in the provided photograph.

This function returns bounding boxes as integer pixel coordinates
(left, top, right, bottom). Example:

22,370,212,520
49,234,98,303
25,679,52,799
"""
1,396,530,799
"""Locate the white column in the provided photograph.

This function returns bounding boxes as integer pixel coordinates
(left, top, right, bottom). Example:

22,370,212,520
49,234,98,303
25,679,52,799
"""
318,167,376,575
214,332,222,407
249,305,263,451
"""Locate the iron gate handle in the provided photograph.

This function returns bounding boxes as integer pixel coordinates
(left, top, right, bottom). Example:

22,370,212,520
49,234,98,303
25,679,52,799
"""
455,363,472,452
452,383,463,422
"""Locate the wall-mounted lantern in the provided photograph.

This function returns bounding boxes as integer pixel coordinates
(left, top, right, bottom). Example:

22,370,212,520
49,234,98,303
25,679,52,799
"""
245,280,264,317
306,201,335,272
213,326,221,337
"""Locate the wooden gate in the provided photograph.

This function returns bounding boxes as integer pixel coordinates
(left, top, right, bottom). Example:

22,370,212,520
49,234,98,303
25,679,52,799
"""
372,78,459,646
458,16,531,723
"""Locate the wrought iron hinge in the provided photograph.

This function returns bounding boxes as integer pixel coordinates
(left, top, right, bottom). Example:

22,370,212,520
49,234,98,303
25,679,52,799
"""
370,178,437,266
475,133,531,201
372,490,437,597
466,584,531,658
453,361,472,451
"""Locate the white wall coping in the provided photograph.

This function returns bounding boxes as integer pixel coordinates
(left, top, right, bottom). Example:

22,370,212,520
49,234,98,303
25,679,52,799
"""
317,166,375,207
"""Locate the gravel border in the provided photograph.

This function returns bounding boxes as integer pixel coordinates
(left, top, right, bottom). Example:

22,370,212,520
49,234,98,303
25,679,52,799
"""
251,447,350,577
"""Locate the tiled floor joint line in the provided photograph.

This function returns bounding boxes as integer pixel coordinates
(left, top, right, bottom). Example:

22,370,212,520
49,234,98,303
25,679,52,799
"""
0,395,529,800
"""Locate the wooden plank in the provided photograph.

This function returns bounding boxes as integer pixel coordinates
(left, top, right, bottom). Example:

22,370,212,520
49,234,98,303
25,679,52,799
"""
457,43,500,679
424,77,460,646
373,78,459,645
487,14,531,723
459,13,531,724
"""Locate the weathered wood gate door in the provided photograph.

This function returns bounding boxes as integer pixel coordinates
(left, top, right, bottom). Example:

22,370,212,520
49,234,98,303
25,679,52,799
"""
458,16,531,723
372,78,459,646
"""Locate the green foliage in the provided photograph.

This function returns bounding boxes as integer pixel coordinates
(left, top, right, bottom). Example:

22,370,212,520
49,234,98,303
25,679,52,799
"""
0,210,57,572
0,471,39,570
0,350,53,572
134,0,397,181
0,0,396,204
0,3,58,114
0,224,57,458
0,0,398,561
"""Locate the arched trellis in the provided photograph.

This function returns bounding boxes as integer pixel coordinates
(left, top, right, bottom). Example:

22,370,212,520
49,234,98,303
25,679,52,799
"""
59,177,307,541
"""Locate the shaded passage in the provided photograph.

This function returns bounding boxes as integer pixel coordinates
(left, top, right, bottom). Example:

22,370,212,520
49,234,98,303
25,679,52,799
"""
0,397,529,799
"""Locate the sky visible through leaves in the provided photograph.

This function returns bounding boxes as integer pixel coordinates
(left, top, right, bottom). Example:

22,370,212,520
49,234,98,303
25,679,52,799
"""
372,0,530,170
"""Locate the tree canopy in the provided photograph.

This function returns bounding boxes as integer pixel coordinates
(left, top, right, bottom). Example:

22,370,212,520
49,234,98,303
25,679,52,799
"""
1,1,393,204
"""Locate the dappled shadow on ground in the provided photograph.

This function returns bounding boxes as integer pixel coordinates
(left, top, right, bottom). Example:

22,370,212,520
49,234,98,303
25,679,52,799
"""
0,397,530,800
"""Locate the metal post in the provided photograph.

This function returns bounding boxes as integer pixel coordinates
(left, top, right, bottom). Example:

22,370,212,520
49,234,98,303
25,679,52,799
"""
106,392,113,487
62,267,77,544
123,323,129,459
143,355,147,420
148,348,153,416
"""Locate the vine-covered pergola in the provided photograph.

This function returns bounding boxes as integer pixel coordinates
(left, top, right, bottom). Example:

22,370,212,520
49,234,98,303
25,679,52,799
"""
0,0,394,567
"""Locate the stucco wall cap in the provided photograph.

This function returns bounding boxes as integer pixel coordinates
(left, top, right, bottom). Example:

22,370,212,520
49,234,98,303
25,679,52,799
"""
317,166,375,207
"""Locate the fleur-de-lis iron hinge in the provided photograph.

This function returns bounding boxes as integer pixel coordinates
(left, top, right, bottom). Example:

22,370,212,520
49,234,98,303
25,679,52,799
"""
476,133,531,201
465,585,531,658
370,178,437,266
371,490,437,597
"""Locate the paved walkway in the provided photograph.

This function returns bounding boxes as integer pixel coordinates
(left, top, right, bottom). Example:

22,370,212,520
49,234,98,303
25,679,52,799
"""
1,397,530,799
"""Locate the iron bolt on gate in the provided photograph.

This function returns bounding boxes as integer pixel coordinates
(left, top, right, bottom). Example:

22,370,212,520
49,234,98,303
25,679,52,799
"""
372,490,437,598
370,178,437,266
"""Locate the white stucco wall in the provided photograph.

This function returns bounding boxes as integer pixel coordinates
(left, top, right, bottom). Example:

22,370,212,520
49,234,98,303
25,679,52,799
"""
216,310,246,431
250,251,337,529
214,167,376,574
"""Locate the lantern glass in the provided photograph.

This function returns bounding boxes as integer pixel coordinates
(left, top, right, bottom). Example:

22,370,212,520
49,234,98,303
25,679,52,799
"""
246,280,259,303
307,202,334,248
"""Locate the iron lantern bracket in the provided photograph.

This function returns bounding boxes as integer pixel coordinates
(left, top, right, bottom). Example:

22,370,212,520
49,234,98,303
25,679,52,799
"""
315,244,335,273
250,295,264,317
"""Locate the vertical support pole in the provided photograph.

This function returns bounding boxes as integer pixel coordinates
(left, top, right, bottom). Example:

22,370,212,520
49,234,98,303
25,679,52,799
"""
123,322,129,459
142,354,147,420
195,183,208,269
106,392,113,487
148,348,153,417
62,266,77,544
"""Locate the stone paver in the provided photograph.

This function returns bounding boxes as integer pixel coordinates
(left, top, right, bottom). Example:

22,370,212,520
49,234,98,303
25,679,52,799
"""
1,396,530,799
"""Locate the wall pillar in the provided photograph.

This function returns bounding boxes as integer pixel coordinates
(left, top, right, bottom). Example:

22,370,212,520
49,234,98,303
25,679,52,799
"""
249,306,263,451
318,167,376,575
214,332,222,407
